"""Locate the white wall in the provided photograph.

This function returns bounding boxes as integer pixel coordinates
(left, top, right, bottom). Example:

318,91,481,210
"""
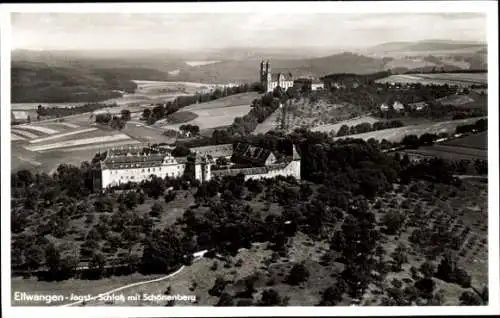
102,163,185,189
244,160,301,181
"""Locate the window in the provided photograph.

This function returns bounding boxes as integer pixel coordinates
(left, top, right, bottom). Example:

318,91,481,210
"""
148,168,150,172
131,176,135,179
142,169,145,172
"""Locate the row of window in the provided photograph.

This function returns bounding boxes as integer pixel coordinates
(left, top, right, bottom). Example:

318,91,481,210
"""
118,171,179,180
110,166,183,174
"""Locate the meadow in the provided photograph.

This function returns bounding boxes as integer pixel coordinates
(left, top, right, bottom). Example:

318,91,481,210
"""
375,73,487,86
160,92,260,132
334,117,486,143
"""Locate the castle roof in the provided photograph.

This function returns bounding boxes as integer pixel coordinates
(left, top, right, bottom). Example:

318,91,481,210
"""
211,162,289,178
190,143,233,158
232,142,275,165
100,146,180,170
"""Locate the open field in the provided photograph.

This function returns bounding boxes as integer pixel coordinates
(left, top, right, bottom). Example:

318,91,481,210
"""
311,116,380,133
375,73,487,87
402,145,487,161
183,92,260,111
10,112,161,173
442,131,487,150
334,117,486,143
25,134,132,152
400,131,487,162
166,111,199,124
162,105,252,131
29,128,99,144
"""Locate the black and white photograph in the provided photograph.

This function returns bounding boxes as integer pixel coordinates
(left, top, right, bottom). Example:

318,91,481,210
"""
1,2,498,317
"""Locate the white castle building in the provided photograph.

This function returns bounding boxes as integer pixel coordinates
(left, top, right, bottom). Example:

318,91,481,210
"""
98,142,301,189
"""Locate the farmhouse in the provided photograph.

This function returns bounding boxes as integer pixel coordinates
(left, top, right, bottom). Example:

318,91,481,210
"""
98,142,301,189
311,79,325,91
260,60,294,93
408,101,428,111
393,101,405,112
11,111,30,124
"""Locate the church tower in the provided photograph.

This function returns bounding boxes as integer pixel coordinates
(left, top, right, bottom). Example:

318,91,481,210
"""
260,60,265,83
265,60,272,92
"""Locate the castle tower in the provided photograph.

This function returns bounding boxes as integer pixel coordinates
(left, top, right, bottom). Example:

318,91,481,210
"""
291,144,301,180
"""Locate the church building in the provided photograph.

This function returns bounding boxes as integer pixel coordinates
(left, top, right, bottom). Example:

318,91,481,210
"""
259,60,294,93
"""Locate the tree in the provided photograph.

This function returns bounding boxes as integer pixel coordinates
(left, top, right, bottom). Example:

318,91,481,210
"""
258,289,288,306
150,202,163,217
336,125,350,137
459,291,482,305
402,135,420,149
419,261,436,278
319,282,346,306
120,109,131,121
45,243,61,276
209,277,227,297
171,145,191,157
216,292,234,306
142,108,151,120
25,245,44,270
286,263,310,285
89,253,106,279
391,243,408,271
381,211,405,235
414,278,435,299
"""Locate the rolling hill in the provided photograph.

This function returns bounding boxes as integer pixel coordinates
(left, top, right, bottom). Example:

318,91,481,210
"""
171,52,390,83
366,40,486,55
11,61,172,103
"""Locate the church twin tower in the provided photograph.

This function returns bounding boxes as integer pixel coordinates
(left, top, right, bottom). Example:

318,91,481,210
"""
259,60,294,93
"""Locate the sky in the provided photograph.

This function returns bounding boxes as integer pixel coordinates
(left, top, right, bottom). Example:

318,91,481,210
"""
11,12,487,51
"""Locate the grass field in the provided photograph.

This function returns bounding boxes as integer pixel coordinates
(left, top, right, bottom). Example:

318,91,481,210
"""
182,92,260,111
10,113,148,173
442,131,487,150
400,131,487,162
162,105,252,131
166,111,199,124
375,73,487,87
157,92,259,132
402,145,487,161
334,117,486,143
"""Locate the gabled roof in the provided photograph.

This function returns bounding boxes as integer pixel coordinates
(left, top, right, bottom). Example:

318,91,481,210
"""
101,147,179,170
191,143,233,158
232,142,273,165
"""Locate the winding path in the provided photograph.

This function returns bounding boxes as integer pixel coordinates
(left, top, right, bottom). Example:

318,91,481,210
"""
60,250,207,307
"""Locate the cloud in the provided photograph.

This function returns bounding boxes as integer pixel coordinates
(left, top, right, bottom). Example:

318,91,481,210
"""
11,12,487,50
